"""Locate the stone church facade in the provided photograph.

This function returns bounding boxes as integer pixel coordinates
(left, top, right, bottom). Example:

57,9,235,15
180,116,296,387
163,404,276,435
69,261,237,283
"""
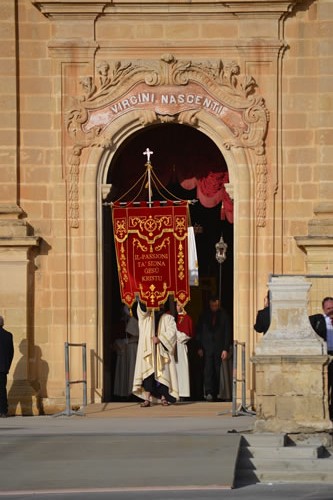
1,0,332,413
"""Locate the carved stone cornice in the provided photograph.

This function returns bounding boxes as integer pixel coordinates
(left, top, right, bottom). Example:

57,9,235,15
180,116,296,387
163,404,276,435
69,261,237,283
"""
64,54,269,228
48,41,99,60
0,236,40,249
32,1,106,20
32,0,305,20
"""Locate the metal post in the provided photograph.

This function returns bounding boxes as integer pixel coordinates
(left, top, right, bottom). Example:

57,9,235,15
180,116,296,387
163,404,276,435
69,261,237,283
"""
232,341,238,416
64,342,71,415
53,342,87,417
82,343,87,408
218,340,255,417
234,341,255,416
241,343,246,409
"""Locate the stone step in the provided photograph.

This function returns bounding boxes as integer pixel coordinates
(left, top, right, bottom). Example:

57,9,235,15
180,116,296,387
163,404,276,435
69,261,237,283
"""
241,445,325,459
240,433,286,447
236,432,333,486
287,433,333,448
236,467,333,485
238,456,333,472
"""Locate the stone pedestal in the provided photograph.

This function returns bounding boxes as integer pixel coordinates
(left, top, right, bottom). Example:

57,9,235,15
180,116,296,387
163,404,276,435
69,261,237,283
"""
0,205,40,415
252,276,332,433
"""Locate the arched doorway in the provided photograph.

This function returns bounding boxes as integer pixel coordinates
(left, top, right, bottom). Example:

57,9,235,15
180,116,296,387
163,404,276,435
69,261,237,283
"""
102,123,234,402
67,55,269,405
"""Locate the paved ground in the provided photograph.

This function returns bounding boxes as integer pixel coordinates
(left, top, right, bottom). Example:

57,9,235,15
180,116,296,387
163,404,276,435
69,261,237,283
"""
0,402,332,499
2,485,333,500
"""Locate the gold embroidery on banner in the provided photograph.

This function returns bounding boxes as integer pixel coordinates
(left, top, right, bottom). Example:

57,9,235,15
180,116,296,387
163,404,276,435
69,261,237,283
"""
173,216,188,242
139,283,168,307
155,238,170,252
130,214,172,238
114,218,127,242
133,238,148,252
119,243,129,284
175,216,186,236
177,242,185,280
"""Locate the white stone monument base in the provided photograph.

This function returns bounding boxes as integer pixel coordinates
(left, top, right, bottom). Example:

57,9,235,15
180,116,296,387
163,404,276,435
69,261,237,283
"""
253,355,333,433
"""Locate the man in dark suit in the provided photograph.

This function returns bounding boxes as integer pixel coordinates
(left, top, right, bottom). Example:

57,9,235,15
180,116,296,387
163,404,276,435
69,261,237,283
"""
0,316,14,417
309,297,333,420
196,296,231,401
254,292,270,334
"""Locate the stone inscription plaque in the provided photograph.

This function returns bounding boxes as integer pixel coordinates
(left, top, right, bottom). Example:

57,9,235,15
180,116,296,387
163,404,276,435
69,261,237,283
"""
83,82,248,135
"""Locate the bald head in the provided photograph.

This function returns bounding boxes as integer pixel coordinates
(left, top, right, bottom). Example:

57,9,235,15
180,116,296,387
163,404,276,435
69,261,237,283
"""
0,316,4,327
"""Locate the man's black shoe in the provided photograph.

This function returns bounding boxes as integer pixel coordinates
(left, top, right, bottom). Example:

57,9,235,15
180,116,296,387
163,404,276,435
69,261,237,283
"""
0,413,8,418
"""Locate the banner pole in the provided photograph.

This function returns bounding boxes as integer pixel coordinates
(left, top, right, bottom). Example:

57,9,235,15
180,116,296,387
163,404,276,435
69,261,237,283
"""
143,147,153,206
148,163,152,206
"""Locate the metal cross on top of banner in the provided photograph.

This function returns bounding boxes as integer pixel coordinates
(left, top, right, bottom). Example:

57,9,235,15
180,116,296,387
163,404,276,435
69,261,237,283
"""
143,147,153,164
109,148,199,311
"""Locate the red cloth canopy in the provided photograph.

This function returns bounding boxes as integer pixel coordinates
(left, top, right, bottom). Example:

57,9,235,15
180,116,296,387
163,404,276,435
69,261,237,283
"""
180,171,233,223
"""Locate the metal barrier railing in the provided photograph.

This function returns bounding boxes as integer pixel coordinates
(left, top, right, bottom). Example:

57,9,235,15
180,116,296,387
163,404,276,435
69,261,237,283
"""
218,340,255,417
53,342,87,417
231,340,255,417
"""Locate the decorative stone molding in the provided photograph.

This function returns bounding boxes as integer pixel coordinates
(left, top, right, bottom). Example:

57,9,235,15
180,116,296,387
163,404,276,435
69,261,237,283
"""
32,1,305,20
32,1,106,19
101,184,112,201
0,204,39,241
295,203,333,274
48,41,99,60
65,54,269,228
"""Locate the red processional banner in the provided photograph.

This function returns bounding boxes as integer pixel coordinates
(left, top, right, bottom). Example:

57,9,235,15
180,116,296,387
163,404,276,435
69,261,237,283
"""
112,201,189,310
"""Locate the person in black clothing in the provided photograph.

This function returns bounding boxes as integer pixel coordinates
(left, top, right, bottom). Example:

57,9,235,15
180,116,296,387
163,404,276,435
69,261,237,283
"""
196,296,231,401
0,316,14,417
309,297,333,420
309,297,333,342
254,292,271,334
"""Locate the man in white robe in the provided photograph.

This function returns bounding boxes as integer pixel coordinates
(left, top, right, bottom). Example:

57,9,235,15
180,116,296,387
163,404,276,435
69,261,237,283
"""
175,303,193,399
175,330,190,398
132,302,179,406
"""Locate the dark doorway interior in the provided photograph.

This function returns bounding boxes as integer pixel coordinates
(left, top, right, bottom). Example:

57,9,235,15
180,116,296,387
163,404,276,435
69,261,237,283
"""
102,124,234,402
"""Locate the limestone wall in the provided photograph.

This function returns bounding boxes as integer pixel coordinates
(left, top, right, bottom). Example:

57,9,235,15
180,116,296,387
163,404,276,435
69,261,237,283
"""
283,0,333,272
0,0,332,411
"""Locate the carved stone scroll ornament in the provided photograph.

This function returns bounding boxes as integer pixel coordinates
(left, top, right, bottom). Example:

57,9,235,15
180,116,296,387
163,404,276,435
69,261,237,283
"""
65,55,269,228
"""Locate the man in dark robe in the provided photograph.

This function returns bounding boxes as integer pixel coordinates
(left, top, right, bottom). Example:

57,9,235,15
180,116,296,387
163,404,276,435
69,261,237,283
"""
196,296,231,401
0,316,14,417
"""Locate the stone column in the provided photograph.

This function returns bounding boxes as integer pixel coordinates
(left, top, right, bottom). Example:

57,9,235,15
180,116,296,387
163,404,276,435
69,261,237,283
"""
252,276,332,433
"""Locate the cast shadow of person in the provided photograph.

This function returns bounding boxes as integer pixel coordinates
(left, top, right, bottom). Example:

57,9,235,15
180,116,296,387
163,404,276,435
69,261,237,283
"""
8,340,49,416
31,345,49,415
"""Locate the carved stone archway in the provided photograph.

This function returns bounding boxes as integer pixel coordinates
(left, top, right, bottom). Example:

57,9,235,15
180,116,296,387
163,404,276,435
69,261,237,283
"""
64,54,269,400
66,54,268,224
